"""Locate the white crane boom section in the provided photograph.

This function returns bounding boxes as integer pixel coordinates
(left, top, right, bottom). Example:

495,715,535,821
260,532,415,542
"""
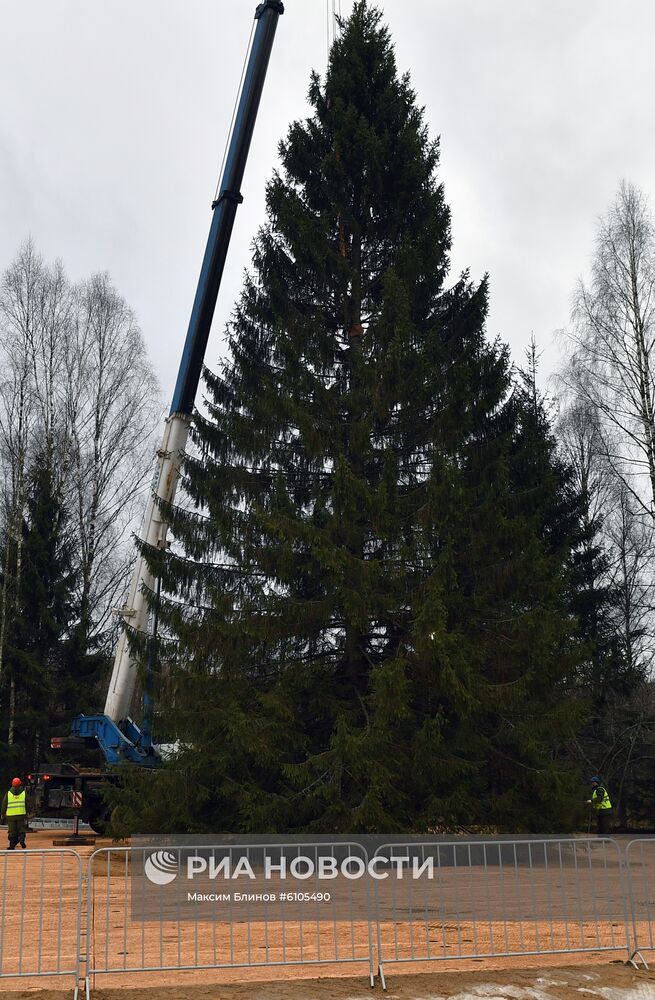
104,413,190,722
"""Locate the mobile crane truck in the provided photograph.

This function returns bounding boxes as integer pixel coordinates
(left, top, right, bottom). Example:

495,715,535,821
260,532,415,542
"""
30,1,284,834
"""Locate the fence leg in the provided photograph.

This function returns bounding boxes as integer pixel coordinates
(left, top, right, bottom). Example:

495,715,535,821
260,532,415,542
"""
378,961,386,991
628,950,648,970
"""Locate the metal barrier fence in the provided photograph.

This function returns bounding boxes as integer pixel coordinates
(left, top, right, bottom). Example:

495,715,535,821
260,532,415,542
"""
625,838,655,966
372,838,632,988
2,837,653,997
0,848,82,994
85,842,375,996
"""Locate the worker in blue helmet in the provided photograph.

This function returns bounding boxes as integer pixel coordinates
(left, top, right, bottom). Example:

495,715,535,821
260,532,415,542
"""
587,776,612,836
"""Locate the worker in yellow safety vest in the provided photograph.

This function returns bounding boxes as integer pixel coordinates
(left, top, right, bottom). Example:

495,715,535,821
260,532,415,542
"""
1,777,28,850
587,776,612,836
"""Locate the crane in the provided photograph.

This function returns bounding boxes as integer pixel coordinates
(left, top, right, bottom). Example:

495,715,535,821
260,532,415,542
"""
34,0,284,831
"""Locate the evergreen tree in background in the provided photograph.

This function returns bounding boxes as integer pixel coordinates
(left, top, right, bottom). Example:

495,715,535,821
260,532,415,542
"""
569,457,648,826
126,2,586,835
566,426,642,787
0,458,104,775
555,393,651,827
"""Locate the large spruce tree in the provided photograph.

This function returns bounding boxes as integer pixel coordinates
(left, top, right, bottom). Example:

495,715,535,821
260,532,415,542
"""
132,2,584,835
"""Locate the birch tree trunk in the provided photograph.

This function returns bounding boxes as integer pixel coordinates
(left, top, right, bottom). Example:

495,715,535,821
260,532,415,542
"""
561,182,655,520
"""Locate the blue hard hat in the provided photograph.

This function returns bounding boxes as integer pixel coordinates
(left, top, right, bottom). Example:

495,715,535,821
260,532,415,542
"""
590,776,601,783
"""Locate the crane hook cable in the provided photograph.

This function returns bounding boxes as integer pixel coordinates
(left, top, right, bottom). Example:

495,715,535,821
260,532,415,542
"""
213,18,257,207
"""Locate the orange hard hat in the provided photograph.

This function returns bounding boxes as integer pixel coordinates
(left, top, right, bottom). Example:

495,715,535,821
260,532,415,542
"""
11,777,21,787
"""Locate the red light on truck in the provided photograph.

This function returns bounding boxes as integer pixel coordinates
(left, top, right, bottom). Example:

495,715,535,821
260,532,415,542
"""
43,774,51,781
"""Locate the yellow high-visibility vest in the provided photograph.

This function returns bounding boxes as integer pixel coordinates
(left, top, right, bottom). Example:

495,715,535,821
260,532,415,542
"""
592,786,612,811
5,790,26,816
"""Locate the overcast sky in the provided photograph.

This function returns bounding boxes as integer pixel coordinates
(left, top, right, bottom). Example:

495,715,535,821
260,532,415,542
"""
1,0,654,406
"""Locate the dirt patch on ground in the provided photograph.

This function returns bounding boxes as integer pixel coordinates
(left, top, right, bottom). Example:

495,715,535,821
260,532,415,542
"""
1,962,654,999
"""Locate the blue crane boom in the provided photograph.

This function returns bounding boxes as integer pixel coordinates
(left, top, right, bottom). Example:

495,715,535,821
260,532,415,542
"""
62,0,284,772
172,0,284,417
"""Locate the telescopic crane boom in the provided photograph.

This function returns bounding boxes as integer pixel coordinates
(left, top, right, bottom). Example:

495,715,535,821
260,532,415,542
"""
68,0,284,766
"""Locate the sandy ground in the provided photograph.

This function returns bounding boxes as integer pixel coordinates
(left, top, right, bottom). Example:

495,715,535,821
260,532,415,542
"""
1,833,653,998
0,963,654,999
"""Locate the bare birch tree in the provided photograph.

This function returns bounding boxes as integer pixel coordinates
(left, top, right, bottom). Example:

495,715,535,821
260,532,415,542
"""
65,272,161,649
557,397,653,671
0,240,161,758
557,399,614,540
561,181,655,520
605,481,654,674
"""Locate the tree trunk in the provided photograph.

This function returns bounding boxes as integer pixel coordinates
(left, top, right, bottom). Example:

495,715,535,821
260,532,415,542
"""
8,675,16,745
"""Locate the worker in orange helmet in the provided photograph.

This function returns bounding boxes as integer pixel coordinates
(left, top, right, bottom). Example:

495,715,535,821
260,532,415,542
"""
1,778,28,850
